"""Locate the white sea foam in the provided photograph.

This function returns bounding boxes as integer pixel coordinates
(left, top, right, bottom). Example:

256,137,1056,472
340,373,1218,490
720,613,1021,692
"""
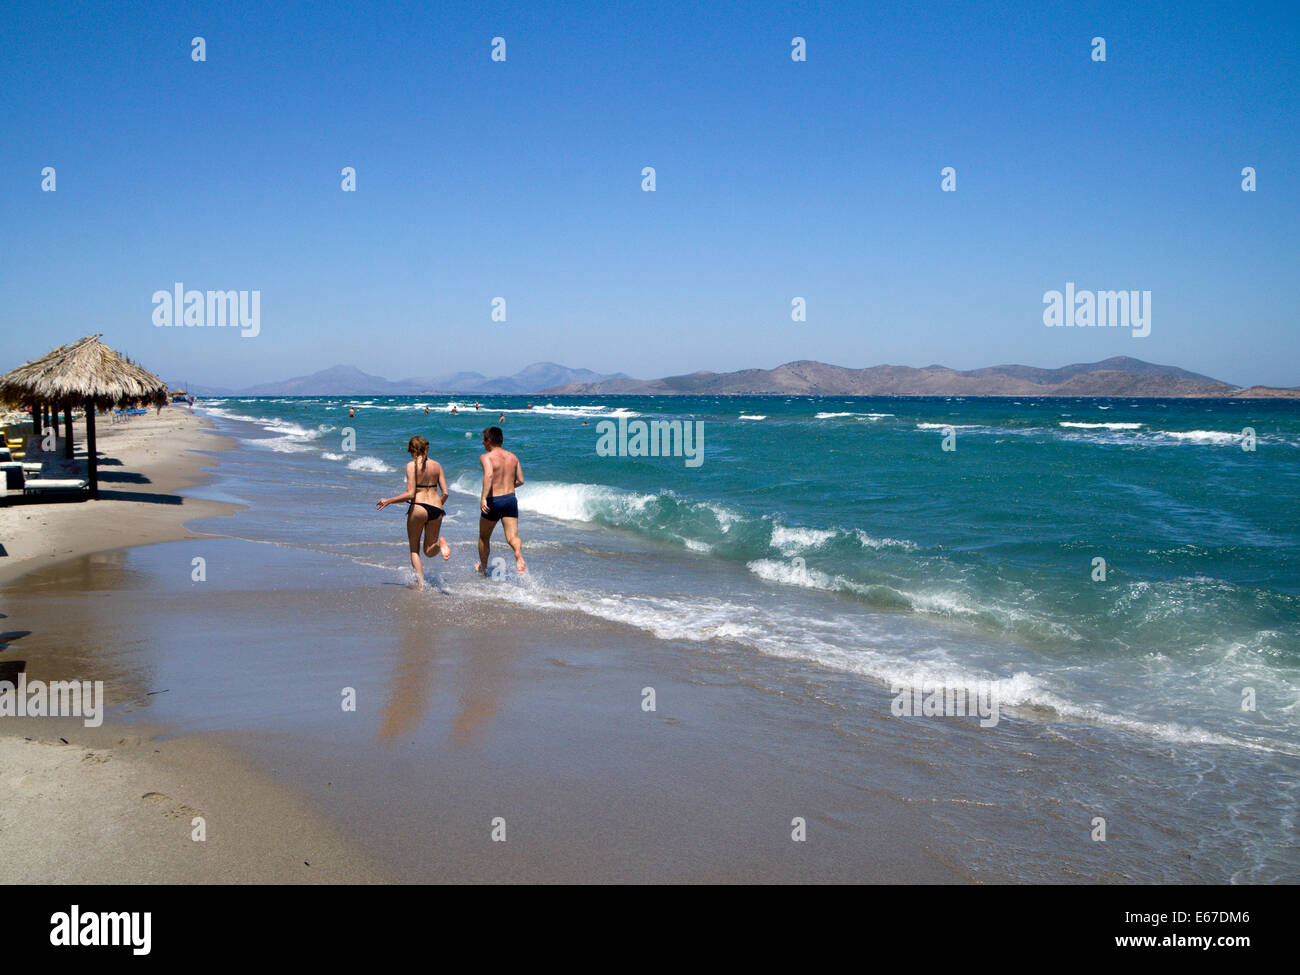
739,414,767,420
203,408,335,453
854,530,919,551
347,456,394,473
459,575,1289,754
815,411,893,419
1059,421,1143,430
1156,430,1243,445
435,402,641,420
769,525,837,553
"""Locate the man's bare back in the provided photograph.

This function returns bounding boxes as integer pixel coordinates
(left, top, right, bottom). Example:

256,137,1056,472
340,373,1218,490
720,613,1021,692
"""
481,447,521,497
477,426,526,575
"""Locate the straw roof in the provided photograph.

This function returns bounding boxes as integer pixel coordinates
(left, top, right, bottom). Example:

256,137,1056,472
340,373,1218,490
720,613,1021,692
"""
0,335,169,409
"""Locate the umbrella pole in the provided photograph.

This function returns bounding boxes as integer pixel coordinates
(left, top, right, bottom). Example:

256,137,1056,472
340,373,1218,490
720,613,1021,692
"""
85,398,98,499
63,406,73,458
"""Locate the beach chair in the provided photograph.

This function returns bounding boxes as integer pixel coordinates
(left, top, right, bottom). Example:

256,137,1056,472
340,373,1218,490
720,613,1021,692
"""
22,458,89,495
2,429,25,459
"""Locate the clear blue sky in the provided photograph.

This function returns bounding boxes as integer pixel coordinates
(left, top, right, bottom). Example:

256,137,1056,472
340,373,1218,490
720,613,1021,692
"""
2,0,1297,388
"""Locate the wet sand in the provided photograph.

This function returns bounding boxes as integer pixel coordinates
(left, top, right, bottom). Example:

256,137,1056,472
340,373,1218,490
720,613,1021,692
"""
3,532,972,883
1,409,387,883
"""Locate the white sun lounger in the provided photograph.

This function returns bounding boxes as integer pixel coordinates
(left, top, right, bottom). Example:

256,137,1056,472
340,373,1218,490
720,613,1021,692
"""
22,459,89,495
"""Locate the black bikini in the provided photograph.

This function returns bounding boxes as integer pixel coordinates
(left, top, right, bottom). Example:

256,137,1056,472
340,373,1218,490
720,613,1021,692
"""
407,458,444,520
409,500,444,519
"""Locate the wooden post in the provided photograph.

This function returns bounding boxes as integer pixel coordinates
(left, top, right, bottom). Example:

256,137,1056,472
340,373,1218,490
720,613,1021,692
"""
64,404,74,458
85,398,98,499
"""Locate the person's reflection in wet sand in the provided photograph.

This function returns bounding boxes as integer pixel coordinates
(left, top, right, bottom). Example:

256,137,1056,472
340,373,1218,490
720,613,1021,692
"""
378,599,440,740
377,594,517,747
450,632,513,748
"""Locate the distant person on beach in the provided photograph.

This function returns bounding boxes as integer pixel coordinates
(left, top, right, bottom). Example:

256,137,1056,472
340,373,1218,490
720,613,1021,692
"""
423,406,430,415
376,435,451,590
451,405,459,415
348,407,356,418
477,425,526,575
498,413,505,422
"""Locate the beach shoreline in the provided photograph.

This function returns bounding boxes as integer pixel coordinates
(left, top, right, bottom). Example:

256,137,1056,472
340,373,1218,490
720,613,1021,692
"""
3,400,1295,883
0,408,389,884
0,409,241,587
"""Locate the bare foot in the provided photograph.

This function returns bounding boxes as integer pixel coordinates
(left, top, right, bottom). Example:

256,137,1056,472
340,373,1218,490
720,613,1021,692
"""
516,556,527,574
474,561,485,575
439,537,451,561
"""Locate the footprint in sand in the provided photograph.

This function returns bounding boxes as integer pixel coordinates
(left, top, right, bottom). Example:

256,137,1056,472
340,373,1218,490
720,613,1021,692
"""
140,792,200,822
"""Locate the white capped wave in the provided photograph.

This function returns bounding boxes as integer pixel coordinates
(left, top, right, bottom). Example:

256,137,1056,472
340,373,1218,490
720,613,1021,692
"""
460,576,1287,754
1059,421,1143,430
1156,430,1244,445
769,525,837,553
815,412,894,419
739,414,767,420
434,402,640,419
347,456,394,473
203,408,336,453
854,530,919,551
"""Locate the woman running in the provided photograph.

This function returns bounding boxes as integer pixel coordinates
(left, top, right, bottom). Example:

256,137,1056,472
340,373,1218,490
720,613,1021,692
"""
376,436,451,589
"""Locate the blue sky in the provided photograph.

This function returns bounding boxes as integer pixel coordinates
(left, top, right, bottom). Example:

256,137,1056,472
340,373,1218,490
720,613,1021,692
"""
2,0,1297,388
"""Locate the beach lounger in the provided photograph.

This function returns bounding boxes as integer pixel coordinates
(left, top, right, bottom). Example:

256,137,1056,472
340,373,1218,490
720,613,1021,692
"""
22,458,89,495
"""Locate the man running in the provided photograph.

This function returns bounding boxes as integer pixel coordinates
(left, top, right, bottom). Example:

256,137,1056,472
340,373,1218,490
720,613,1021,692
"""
476,425,526,575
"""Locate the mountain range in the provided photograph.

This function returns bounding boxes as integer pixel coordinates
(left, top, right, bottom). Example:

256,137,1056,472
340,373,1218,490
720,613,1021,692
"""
546,357,1299,398
188,363,628,397
187,357,1297,399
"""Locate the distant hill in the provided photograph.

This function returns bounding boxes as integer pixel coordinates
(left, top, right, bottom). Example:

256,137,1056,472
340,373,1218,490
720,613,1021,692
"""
187,356,1296,399
544,356,1299,398
191,362,628,397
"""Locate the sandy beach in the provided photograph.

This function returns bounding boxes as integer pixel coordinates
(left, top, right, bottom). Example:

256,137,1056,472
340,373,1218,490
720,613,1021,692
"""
0,410,240,586
1,409,388,883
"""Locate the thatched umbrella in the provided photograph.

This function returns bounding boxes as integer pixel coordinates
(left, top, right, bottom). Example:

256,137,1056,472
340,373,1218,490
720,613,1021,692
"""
0,335,168,498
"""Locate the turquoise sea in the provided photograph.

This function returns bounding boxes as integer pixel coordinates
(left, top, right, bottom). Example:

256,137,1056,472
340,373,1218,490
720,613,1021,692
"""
192,393,1300,881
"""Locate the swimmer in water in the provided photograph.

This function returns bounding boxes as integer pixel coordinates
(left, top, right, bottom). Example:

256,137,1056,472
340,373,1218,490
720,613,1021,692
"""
376,435,451,590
